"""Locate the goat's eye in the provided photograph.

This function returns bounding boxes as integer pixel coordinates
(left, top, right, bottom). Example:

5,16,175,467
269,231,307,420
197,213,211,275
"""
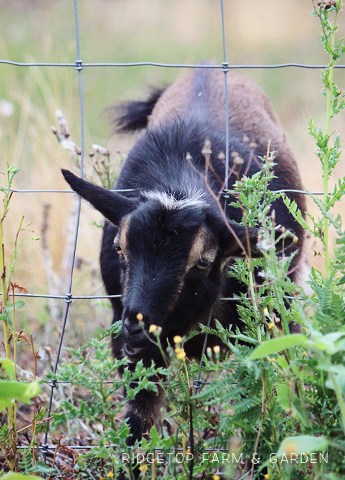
195,258,211,271
115,245,123,256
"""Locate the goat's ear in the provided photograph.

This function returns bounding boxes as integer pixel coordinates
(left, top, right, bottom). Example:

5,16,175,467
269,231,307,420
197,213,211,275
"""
61,169,137,226
220,222,294,259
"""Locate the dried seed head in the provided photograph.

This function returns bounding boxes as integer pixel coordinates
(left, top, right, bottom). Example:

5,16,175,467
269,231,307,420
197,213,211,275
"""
75,146,82,156
249,141,257,149
92,144,110,156
231,151,239,158
186,152,192,162
318,0,336,8
88,149,95,157
233,155,244,165
201,139,212,156
218,151,225,161
56,109,70,138
275,317,283,332
51,126,58,135
243,134,249,143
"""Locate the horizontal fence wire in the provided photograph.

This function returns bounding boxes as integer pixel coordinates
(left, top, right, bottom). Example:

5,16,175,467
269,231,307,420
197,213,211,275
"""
10,188,139,193
1,60,345,69
17,445,232,451
4,0,343,468
9,188,329,194
42,380,212,386
0,292,301,301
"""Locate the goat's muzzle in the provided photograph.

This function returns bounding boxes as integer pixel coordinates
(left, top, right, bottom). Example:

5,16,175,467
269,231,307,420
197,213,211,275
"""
122,315,150,361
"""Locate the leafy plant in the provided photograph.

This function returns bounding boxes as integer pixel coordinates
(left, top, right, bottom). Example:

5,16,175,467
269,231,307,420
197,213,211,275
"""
0,165,43,476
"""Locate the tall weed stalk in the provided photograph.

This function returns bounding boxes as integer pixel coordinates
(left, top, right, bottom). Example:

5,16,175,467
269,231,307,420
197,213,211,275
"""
0,165,44,478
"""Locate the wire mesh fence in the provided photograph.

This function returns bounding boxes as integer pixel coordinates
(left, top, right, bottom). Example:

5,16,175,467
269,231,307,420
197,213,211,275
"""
1,0,344,467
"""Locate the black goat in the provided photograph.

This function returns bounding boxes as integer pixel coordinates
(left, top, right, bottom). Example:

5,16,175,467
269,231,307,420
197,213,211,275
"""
62,68,306,454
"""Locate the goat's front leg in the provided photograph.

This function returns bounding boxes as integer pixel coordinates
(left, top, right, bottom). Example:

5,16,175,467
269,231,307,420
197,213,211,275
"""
125,383,165,444
118,384,165,480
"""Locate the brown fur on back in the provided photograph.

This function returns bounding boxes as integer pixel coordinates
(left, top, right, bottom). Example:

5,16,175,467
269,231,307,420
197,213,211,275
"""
149,69,306,214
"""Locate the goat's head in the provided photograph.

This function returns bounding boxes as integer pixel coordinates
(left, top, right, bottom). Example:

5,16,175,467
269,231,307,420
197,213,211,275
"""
62,169,290,362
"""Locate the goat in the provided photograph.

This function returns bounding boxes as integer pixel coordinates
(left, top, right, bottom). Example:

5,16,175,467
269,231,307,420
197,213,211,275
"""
62,68,306,457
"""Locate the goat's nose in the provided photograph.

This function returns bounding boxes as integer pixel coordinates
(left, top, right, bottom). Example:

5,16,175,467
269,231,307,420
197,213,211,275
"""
123,316,143,336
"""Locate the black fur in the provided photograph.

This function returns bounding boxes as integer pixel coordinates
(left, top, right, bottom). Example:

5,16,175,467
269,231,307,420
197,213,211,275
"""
62,69,305,479
113,87,165,133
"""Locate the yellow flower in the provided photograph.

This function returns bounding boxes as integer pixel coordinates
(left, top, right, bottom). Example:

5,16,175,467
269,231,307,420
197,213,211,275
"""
206,347,212,357
213,345,220,355
303,351,307,357
173,335,182,344
149,324,157,333
176,350,186,361
263,307,269,316
270,357,276,363
107,472,114,478
136,313,143,321
212,475,220,480
264,474,270,479
108,396,112,401
139,464,148,473
268,322,274,330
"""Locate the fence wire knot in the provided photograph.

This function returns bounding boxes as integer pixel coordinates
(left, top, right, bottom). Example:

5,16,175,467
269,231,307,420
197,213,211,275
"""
41,444,49,455
75,59,83,71
193,380,202,390
49,378,56,388
65,293,72,304
222,61,229,72
49,379,57,388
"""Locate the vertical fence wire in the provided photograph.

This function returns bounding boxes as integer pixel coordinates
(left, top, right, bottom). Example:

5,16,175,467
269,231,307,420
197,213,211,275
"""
192,0,230,389
42,0,85,463
220,0,230,197
188,4,230,463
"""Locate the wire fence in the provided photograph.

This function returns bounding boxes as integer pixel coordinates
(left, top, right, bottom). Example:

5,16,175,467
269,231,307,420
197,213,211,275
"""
1,0,342,470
